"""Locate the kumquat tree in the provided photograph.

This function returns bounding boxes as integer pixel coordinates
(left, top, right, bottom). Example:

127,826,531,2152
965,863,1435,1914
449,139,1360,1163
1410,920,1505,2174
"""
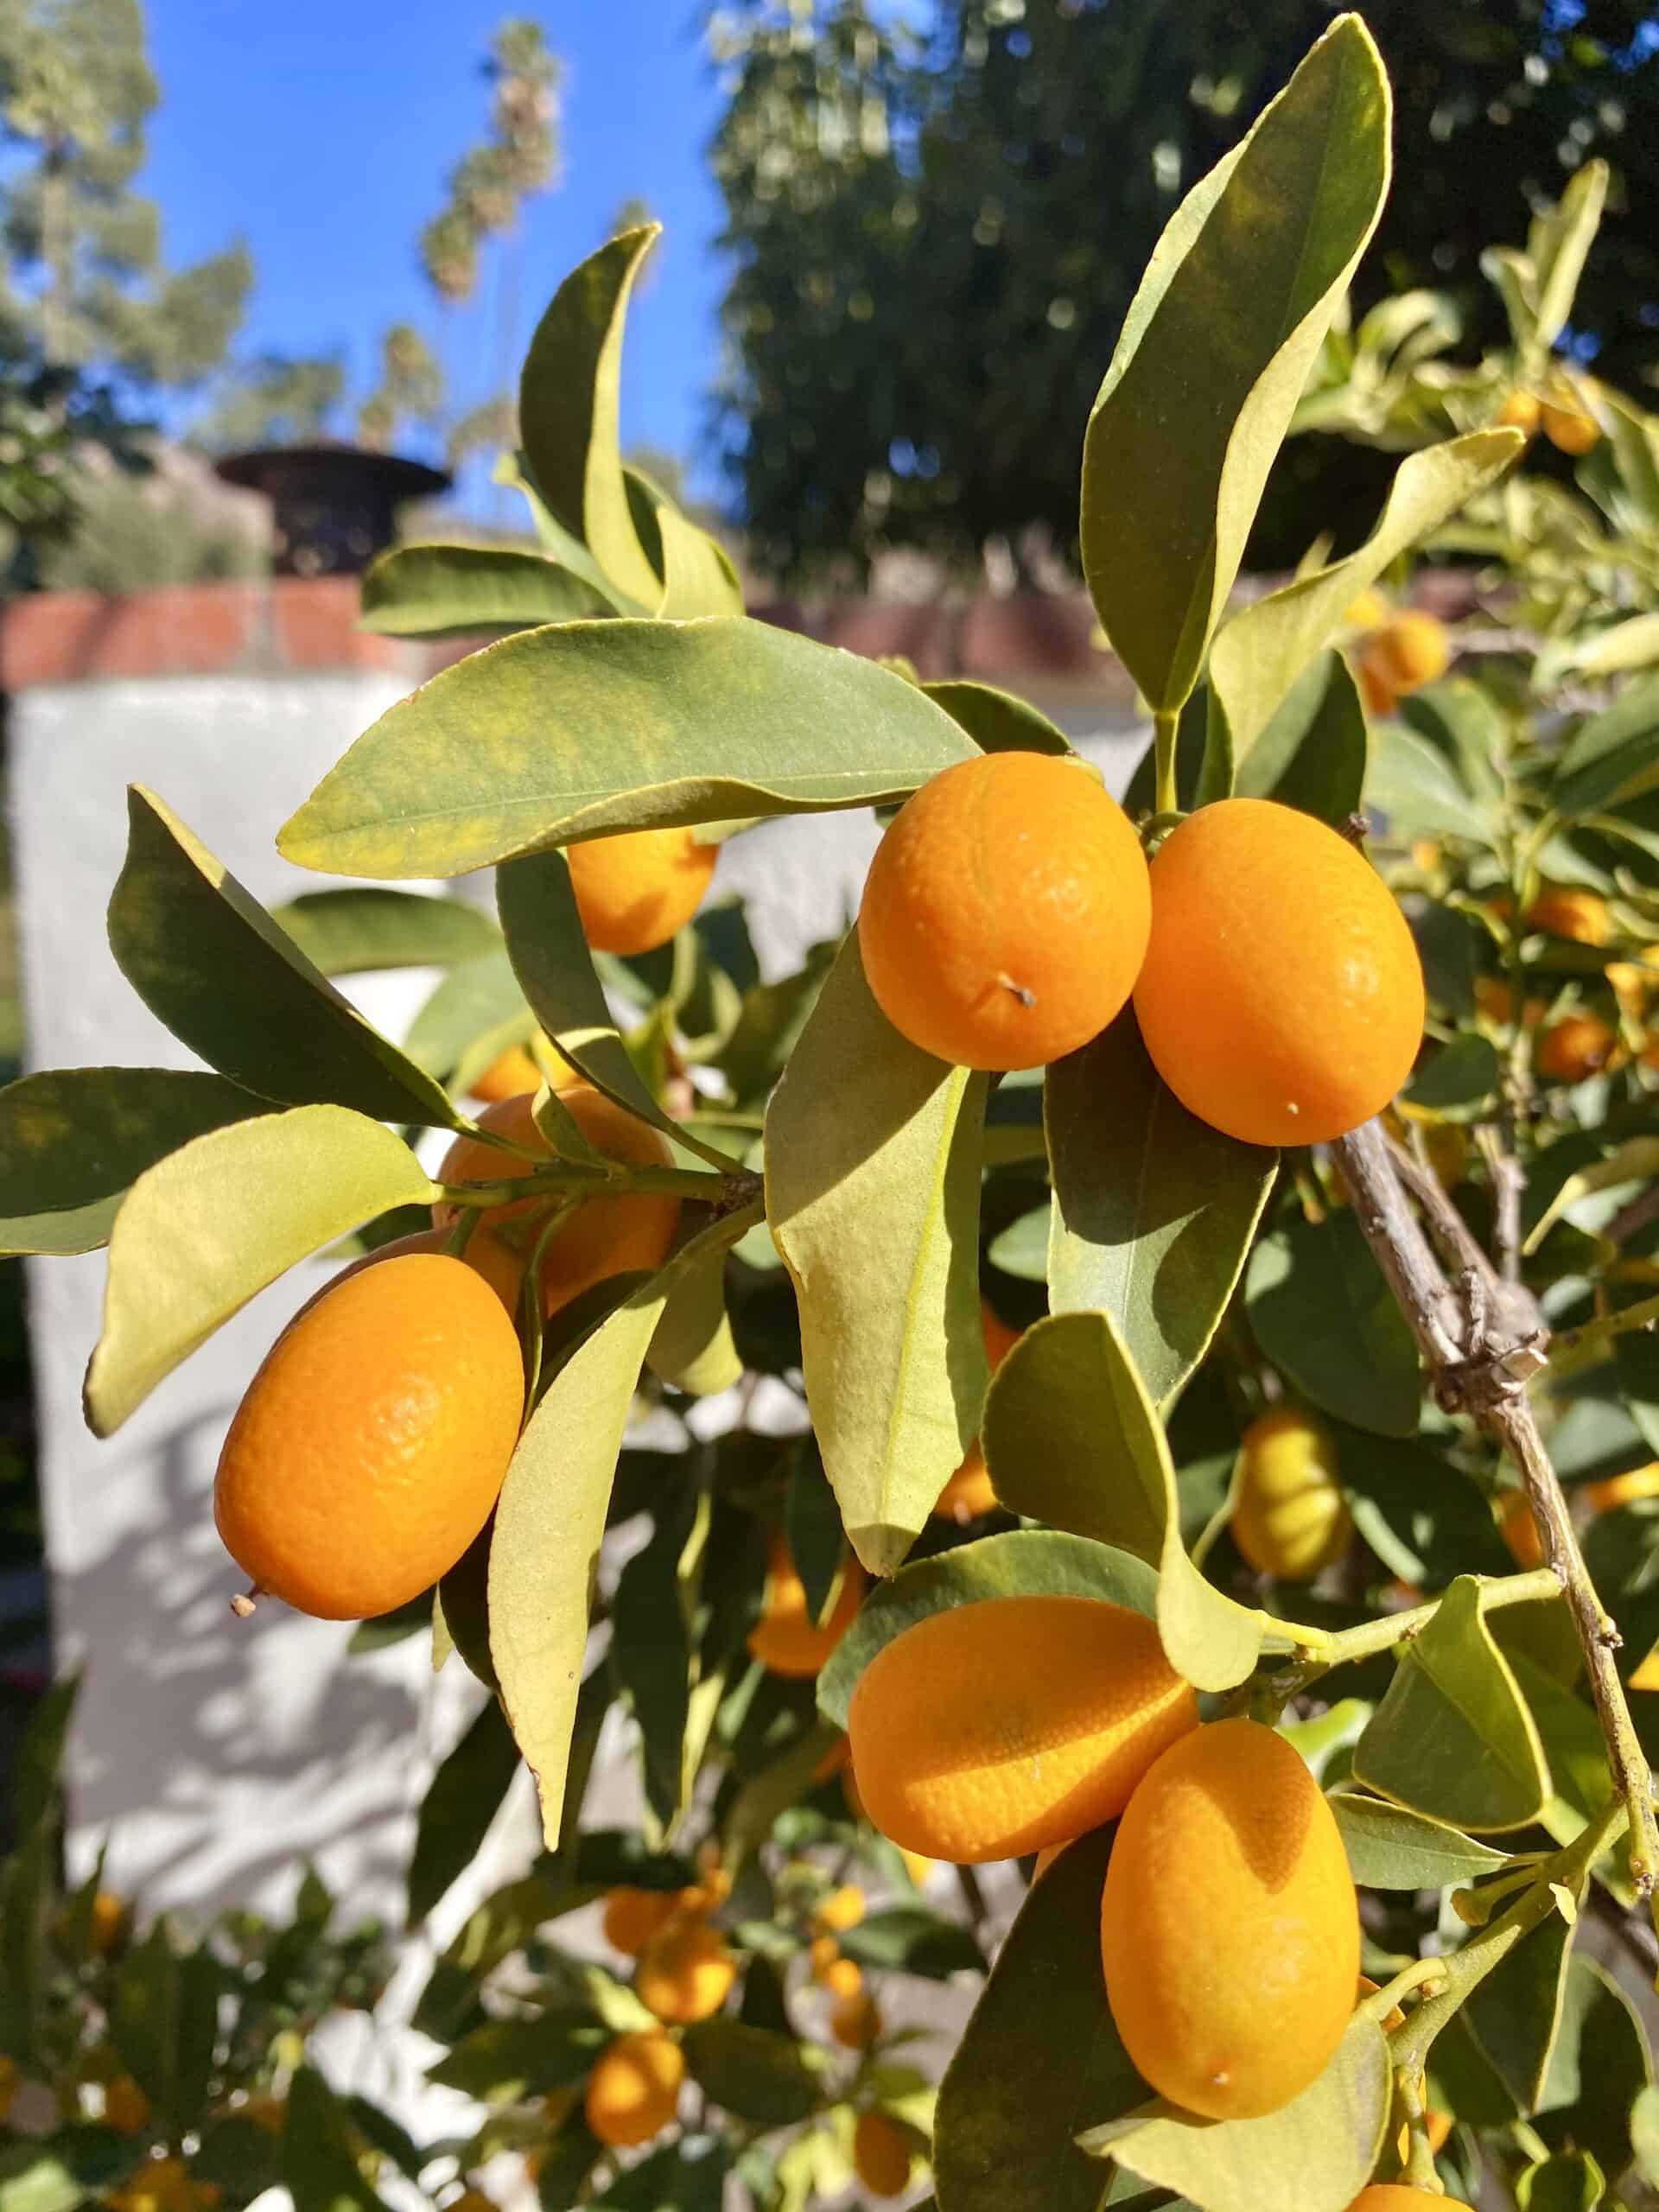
10,14,1659,2211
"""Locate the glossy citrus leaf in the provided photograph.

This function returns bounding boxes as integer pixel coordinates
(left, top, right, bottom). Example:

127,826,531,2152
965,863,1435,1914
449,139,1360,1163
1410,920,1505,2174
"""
110,786,463,1129
839,1906,983,1980
407,1696,521,1924
1535,1955,1653,2177
1082,2013,1389,2212
489,1202,761,1846
1333,1426,1513,1590
84,1105,436,1436
935,1826,1142,2212
1245,1211,1421,1437
276,618,976,880
273,887,499,976
922,679,1073,757
1353,1577,1550,1832
1327,1791,1508,1889
681,2021,824,2128
817,1528,1155,1729
1230,650,1367,825
766,933,987,1576
1464,1905,1575,2113
1046,1015,1276,1410
982,1310,1264,1691
612,1486,706,1832
359,542,617,636
0,1068,264,1257
518,226,661,607
1210,431,1520,757
1081,16,1389,714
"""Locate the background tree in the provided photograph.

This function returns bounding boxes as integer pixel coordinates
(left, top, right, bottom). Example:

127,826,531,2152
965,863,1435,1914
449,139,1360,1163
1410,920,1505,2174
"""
709,0,1659,582
0,0,250,385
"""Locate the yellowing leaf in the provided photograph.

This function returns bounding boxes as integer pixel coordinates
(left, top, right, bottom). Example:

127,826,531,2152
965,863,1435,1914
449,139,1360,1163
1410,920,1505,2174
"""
765,933,987,1575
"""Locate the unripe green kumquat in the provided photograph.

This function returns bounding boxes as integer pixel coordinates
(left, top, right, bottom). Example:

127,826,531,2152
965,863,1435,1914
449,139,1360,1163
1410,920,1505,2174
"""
848,1596,1197,1862
1100,1718,1359,2120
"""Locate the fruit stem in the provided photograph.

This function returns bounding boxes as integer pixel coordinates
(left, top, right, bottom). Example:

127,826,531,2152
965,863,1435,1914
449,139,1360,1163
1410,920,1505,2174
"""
1152,709,1180,817
1360,1955,1449,2021
1332,1118,1659,1959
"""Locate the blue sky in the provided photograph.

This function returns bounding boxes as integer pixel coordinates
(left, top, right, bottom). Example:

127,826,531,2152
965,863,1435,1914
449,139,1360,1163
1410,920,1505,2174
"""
141,1,730,503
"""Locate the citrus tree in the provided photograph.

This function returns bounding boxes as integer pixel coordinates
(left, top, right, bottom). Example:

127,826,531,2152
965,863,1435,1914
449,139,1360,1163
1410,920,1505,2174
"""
5,14,1659,2211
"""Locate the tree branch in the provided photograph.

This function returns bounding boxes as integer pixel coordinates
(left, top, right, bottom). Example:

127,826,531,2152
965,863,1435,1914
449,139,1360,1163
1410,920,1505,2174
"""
1332,1120,1659,1939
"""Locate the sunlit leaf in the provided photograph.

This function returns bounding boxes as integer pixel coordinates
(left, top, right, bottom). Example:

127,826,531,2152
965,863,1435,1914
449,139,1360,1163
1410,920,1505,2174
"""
359,543,616,636
1327,1791,1508,1889
1231,651,1367,824
273,888,500,976
922,679,1073,757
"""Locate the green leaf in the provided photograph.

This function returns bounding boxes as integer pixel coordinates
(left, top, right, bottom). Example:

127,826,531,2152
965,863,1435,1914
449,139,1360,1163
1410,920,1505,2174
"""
110,788,463,1129
1463,1906,1574,2113
1352,1577,1550,1832
1535,1955,1653,2177
612,1488,705,1830
283,2066,392,2212
1245,1211,1421,1437
1630,2082,1659,2184
1405,1033,1501,1121
359,543,616,636
817,1528,1157,1730
785,1443,845,1626
680,2021,823,2127
84,1106,435,1436
1516,2154,1605,2212
405,949,533,1088
491,1206,760,1846
1084,2013,1390,2212
273,888,500,976
601,2137,731,2212
109,1924,221,2131
8,1674,77,1842
1327,1791,1509,1889
986,1204,1048,1283
982,1311,1263,1692
496,847,681,1135
766,932,987,1575
921,679,1073,757
1535,160,1609,350
429,2012,603,2102
1401,678,1509,807
0,1069,264,1258
407,1697,521,1924
518,228,662,608
637,481,745,620
1334,1427,1513,1590
277,619,976,880
1231,652,1367,825
839,1906,984,1980
1209,433,1520,757
1046,1015,1276,1410
0,2139,138,2212
645,1239,742,1397
1081,16,1389,714
1553,674,1659,817
1367,721,1489,845
0,1830,49,2061
935,1826,1143,2212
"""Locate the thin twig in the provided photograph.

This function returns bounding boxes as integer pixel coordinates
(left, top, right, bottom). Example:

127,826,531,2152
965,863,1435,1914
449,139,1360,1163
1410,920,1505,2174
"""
1332,1121,1659,1939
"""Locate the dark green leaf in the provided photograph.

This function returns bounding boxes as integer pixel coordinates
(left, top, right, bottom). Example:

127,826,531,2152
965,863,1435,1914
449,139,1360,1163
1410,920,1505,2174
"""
278,620,976,880
600,2135,732,2212
1334,1427,1512,1589
404,950,533,1086
612,1490,702,1830
1232,651,1367,824
935,1826,1141,2212
1535,1955,1653,2177
1516,2153,1605,2212
839,1905,984,1980
110,787,461,1128
1245,1211,1421,1437
407,1697,521,1924
1406,1033,1501,1121
0,1070,263,1257
922,679,1073,757
109,1924,221,2131
283,2067,392,2212
786,1445,845,1627
1046,1014,1275,1409
7,1672,77,1841
1327,1791,1509,1888
429,2012,604,2102
680,2020,823,2127
1554,673,1659,817
1464,1906,1574,2113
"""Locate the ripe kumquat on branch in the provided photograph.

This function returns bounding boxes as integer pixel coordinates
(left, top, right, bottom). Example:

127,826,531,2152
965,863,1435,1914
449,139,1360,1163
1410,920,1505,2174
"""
601,1886,680,1959
1100,1718,1359,2120
1526,886,1611,945
468,1038,547,1102
747,1535,866,1678
848,1596,1197,1861
213,1252,523,1621
636,1915,737,2024
852,2112,912,2199
857,751,1151,1071
1230,1407,1352,1581
565,825,718,956
1132,798,1426,1147
1356,607,1450,716
582,2030,685,2150
934,1300,1020,1522
1536,1010,1619,1083
1497,388,1541,433
1347,2192,1444,2209
1541,385,1601,454
830,1988,883,2049
433,1084,680,1319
